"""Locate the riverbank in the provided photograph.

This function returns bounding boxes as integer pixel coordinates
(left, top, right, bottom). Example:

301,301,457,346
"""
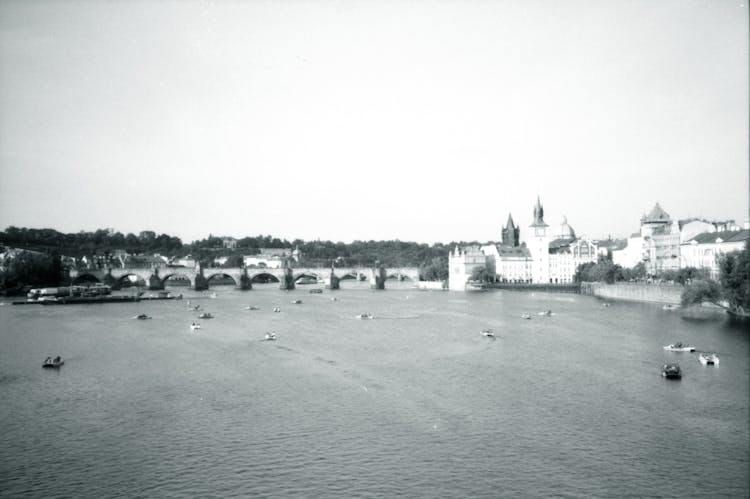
580,282,682,305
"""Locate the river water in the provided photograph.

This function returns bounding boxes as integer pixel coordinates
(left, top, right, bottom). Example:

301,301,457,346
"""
1,283,748,498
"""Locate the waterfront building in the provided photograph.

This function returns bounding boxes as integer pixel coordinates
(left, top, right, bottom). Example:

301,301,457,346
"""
448,197,597,289
448,245,487,290
612,233,644,269
680,229,749,278
640,203,681,275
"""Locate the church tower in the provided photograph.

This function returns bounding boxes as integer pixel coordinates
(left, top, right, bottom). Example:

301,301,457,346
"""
527,196,550,283
502,213,520,247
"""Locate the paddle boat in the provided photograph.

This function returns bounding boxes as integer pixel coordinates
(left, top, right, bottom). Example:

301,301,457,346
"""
43,356,64,368
134,314,151,320
520,313,531,320
480,328,495,338
246,306,260,310
198,312,213,319
698,352,719,365
356,313,373,319
273,307,281,313
662,363,682,379
190,322,201,331
264,332,277,341
663,342,695,352
538,310,552,316
290,299,302,304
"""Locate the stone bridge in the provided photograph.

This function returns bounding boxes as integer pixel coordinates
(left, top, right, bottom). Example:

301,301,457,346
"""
69,265,421,291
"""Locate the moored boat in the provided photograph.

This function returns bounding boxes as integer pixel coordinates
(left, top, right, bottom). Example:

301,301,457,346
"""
662,363,682,379
698,352,719,365
663,342,695,352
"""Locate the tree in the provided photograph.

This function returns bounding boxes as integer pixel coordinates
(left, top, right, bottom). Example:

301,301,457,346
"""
470,266,489,282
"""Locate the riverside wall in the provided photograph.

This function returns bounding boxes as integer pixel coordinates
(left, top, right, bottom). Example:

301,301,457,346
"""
580,282,682,305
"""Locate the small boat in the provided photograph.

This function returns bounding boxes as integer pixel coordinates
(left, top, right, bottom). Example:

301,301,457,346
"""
662,363,682,379
273,307,281,313
190,323,201,331
331,297,338,301
538,310,552,316
246,306,260,310
210,293,218,299
42,356,64,368
663,342,695,352
134,314,151,320
698,352,719,365
290,300,302,304
480,329,495,338
309,289,323,294
356,313,373,319
264,332,277,341
520,313,531,320
663,304,679,311
602,302,610,307
198,312,213,319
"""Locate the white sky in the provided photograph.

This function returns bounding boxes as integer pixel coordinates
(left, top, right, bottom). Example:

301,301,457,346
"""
1,0,748,244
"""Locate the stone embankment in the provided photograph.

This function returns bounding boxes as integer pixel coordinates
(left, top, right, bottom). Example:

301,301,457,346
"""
580,282,682,305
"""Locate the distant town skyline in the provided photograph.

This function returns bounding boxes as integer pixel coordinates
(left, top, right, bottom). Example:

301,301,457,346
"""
1,0,747,245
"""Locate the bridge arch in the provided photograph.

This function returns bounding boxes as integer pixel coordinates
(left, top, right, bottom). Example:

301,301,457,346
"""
206,273,238,286
249,272,280,284
72,273,101,285
161,272,194,288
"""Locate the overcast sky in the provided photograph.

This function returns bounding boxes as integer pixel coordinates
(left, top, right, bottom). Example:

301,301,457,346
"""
1,0,747,244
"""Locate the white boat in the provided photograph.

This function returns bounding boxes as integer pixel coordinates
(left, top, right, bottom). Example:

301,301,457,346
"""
273,307,281,313
520,313,531,320
698,352,719,365
264,332,277,341
356,313,373,319
480,329,495,338
538,310,552,316
663,304,679,311
246,306,260,310
663,342,695,352
290,300,302,304
42,356,64,368
190,323,201,331
198,312,213,319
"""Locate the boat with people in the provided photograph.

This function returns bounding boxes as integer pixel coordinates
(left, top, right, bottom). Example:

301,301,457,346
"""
264,332,277,341
198,312,214,319
663,342,696,352
480,329,495,338
43,356,64,368
246,306,260,310
356,313,373,319
190,322,201,331
663,304,679,311
273,307,281,313
538,310,552,316
134,314,151,320
291,300,302,304
698,352,720,365
309,289,323,294
662,363,682,379
520,313,531,320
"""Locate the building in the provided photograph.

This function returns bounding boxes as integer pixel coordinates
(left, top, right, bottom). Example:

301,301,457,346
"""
640,203,681,275
448,197,598,289
680,230,749,278
448,245,487,290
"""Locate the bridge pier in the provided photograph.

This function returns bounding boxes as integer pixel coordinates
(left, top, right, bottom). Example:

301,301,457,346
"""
325,266,340,290
148,268,165,290
238,269,252,290
194,269,208,291
103,269,119,290
279,267,295,290
370,263,386,290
